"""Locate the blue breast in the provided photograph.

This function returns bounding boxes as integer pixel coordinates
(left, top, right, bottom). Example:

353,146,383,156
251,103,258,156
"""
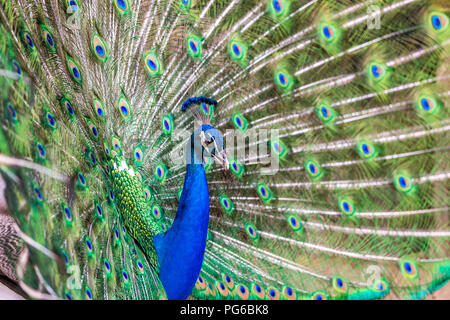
154,164,210,299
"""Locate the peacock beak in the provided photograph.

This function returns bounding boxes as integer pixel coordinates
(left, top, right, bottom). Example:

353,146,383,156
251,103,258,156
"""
212,149,229,170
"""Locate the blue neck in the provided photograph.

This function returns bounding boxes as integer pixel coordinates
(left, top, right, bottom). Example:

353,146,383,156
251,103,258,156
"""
153,163,210,300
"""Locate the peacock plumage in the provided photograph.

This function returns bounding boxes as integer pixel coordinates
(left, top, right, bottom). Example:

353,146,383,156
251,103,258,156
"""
0,0,449,300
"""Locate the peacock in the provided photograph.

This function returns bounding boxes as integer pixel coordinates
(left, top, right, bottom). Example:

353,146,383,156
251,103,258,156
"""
0,0,448,301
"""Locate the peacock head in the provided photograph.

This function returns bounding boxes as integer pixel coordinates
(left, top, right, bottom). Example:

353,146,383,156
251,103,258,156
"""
188,124,228,169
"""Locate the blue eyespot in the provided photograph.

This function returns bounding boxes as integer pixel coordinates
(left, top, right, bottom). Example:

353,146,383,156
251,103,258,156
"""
86,239,92,250
67,57,82,83
64,207,71,220
148,59,156,70
69,0,78,13
189,40,198,53
89,152,97,165
398,176,407,188
78,173,86,185
432,15,442,30
332,276,348,293
260,188,266,197
273,0,281,12
394,175,413,192
72,67,79,79
118,0,127,9
24,33,34,48
278,73,286,85
417,94,440,115
274,142,281,153
47,114,55,125
12,61,22,76
422,99,430,111
232,44,241,56
86,289,92,300
343,202,350,212
245,223,258,240
272,0,284,13
66,101,74,115
400,260,418,279
371,65,380,78
288,215,302,231
186,37,202,57
67,57,82,82
362,143,370,154
46,34,54,47
37,144,46,158
404,262,412,273
47,113,56,127
323,26,331,38
202,103,209,114
95,45,104,56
